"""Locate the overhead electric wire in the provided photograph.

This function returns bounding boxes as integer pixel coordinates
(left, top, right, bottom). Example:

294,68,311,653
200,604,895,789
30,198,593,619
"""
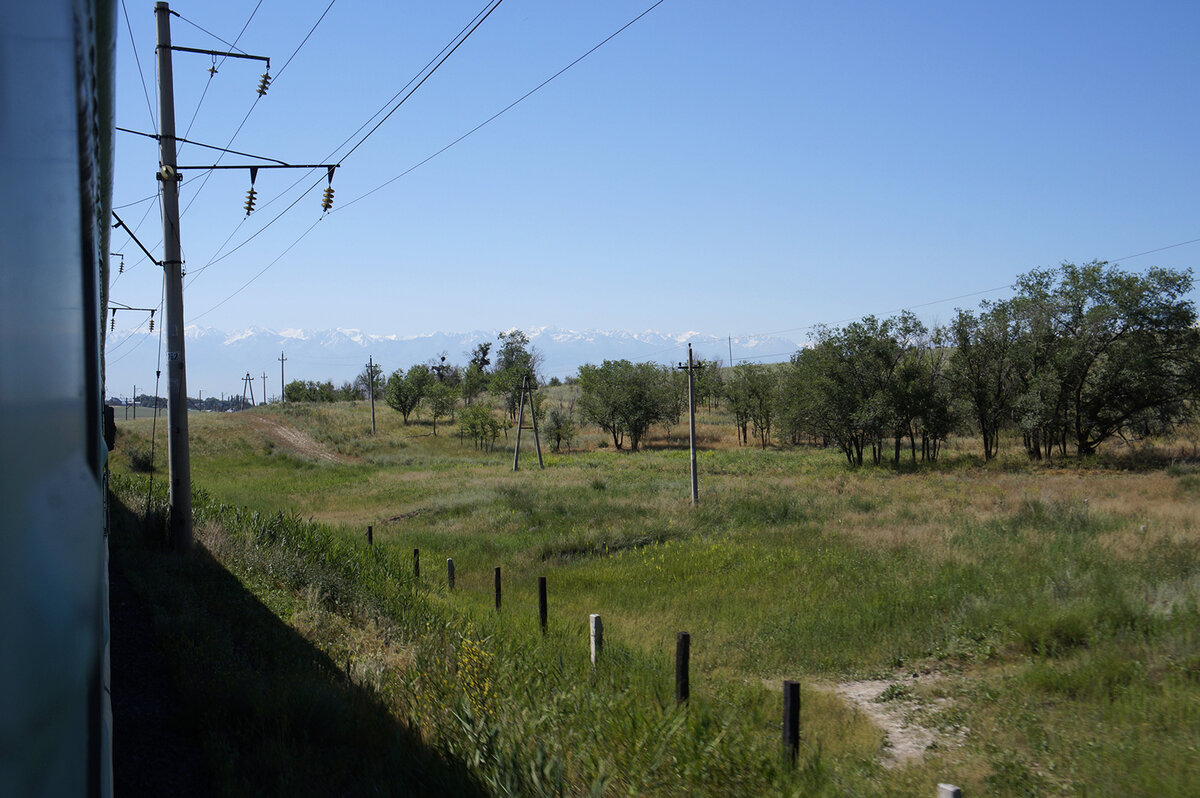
178,0,340,255
273,0,337,80
113,192,159,210
337,0,667,213
222,0,490,224
181,0,264,142
121,0,157,133
336,0,507,164
1113,236,1200,263
190,216,325,322
117,126,291,164
184,0,503,303
172,11,253,55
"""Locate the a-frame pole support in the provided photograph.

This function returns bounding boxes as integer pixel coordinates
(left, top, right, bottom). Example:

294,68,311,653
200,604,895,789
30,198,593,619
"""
512,373,544,471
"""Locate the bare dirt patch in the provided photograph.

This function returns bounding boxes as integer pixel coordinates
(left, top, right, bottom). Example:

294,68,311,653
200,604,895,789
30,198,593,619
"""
249,416,350,463
827,674,963,769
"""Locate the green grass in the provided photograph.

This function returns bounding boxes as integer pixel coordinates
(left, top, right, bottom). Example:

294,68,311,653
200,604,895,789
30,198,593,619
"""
110,402,1200,796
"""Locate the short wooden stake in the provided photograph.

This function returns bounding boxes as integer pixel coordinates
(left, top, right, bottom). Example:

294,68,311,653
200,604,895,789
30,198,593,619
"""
494,566,502,611
590,614,603,665
366,525,373,546
413,548,420,579
538,576,548,635
447,558,455,590
676,632,690,705
937,785,962,798
783,680,800,764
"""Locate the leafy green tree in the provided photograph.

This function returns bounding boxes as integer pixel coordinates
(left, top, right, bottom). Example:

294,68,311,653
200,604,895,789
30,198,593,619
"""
949,302,1022,460
1011,261,1200,457
543,405,577,452
385,364,431,424
458,402,503,451
353,361,385,400
578,360,676,451
725,364,778,448
490,330,540,419
425,381,457,435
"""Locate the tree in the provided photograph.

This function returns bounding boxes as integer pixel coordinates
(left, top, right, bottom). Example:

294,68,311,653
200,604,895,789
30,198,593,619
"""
353,361,385,400
490,330,540,419
425,381,457,435
385,364,431,424
458,402,503,451
949,302,1022,460
578,360,676,451
543,405,577,452
725,364,778,448
1011,261,1200,457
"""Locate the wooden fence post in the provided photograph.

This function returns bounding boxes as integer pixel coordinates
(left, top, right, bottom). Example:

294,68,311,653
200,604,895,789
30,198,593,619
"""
783,680,800,763
590,614,603,664
538,576,548,635
494,566,502,611
367,525,373,546
447,558,455,590
413,548,420,579
676,632,690,705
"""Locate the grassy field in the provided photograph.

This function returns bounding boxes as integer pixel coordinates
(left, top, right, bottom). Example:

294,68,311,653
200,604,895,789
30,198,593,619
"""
110,398,1200,796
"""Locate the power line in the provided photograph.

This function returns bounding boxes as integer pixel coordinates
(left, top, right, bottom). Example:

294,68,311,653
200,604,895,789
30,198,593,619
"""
1113,236,1200,263
177,0,341,271
182,0,506,302
171,11,253,55
190,216,325,322
338,0,668,213
274,0,337,80
337,0,507,164
113,192,158,210
182,0,264,141
121,0,157,133
117,126,290,164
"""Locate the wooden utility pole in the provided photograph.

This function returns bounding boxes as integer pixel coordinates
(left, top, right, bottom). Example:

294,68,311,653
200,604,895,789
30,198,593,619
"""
156,1,192,550
512,373,544,471
279,350,287,402
677,343,700,505
366,356,376,434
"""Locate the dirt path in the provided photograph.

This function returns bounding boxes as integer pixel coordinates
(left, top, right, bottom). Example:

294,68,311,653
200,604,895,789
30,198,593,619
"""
827,675,963,769
249,416,349,463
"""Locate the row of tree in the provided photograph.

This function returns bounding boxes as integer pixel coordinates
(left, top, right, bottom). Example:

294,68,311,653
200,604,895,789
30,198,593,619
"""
279,263,1200,465
574,262,1200,463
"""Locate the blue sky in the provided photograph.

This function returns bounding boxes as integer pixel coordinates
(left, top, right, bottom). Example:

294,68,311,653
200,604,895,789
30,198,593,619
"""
108,0,1200,367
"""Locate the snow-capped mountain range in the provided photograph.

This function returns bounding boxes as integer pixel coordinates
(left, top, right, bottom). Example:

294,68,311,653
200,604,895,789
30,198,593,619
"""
104,326,802,401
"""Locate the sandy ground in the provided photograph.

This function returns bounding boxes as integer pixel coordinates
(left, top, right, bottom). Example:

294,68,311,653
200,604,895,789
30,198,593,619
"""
829,674,962,769
249,416,349,463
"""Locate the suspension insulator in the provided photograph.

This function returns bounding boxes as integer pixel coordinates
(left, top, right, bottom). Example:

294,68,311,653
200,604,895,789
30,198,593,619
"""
321,186,335,212
244,187,258,215
257,72,272,96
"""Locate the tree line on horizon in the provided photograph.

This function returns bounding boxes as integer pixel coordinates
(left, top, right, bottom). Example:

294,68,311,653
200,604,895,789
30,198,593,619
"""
282,262,1200,464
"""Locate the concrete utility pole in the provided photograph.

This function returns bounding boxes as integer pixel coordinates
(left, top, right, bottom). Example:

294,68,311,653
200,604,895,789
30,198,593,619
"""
366,356,377,434
156,2,192,550
279,350,287,402
261,371,268,404
677,344,699,505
